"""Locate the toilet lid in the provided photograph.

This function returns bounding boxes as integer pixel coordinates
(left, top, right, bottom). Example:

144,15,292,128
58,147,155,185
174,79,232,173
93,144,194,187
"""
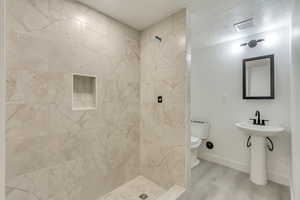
191,136,201,146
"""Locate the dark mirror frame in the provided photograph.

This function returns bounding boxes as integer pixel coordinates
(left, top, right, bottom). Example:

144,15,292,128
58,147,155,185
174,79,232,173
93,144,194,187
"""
243,54,275,99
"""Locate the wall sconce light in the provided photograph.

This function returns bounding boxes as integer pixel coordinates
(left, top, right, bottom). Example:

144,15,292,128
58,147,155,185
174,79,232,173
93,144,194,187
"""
240,39,264,48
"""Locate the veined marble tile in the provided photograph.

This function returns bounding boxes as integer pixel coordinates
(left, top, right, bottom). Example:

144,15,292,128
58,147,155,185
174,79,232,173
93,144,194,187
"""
6,103,49,139
6,167,48,200
47,159,84,200
140,10,187,189
6,0,187,199
6,135,48,180
7,31,49,72
6,0,140,199
6,70,51,104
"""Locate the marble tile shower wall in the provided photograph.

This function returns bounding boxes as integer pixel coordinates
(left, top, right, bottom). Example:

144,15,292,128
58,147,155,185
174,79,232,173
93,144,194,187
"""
140,11,187,189
6,0,140,199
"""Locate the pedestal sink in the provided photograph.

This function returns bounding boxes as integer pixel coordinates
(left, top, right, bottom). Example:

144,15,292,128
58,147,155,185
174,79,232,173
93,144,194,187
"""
235,122,285,185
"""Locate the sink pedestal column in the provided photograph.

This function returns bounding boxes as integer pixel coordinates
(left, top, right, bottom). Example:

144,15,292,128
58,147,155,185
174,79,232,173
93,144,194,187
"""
250,136,267,185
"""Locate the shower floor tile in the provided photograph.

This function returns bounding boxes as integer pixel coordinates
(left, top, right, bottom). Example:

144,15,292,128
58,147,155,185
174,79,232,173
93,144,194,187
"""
98,176,166,200
191,159,290,200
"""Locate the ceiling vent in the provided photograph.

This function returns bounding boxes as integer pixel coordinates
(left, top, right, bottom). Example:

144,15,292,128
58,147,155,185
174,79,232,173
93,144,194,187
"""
234,18,255,32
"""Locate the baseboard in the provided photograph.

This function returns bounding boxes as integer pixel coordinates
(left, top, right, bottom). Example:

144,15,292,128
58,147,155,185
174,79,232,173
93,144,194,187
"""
290,175,295,200
198,152,290,186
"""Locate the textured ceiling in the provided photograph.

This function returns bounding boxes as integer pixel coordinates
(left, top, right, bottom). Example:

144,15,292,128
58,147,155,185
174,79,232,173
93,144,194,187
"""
190,0,292,47
77,0,190,30
77,0,292,44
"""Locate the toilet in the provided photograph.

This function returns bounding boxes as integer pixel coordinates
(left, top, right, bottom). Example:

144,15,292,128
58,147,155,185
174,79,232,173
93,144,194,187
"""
190,120,209,168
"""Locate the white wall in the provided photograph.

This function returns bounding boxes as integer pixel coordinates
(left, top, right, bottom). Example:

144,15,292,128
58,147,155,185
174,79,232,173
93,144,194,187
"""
191,27,291,185
291,0,300,198
0,0,5,198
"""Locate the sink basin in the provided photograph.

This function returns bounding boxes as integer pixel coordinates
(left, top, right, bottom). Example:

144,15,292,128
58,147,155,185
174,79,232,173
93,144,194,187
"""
235,122,285,137
235,122,285,185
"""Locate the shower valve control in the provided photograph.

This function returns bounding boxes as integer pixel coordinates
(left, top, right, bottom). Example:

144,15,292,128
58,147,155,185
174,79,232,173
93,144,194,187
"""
158,96,163,103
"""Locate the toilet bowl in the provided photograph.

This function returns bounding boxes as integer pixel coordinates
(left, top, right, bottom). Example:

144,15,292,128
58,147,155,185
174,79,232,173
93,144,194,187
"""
191,136,202,168
190,120,209,168
191,136,202,149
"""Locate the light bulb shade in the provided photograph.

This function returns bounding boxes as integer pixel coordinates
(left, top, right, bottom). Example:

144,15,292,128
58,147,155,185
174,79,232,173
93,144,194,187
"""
248,40,258,48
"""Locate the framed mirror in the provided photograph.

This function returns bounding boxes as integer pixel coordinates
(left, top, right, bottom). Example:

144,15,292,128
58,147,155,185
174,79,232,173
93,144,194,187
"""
243,55,275,99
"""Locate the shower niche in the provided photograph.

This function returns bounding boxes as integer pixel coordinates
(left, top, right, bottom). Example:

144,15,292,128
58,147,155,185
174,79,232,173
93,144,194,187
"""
72,74,97,110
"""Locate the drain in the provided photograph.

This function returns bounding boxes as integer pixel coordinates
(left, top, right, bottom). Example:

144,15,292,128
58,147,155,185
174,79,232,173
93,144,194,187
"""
139,193,148,200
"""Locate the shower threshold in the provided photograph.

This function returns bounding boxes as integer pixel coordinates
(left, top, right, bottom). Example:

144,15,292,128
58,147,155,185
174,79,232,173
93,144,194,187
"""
98,176,185,200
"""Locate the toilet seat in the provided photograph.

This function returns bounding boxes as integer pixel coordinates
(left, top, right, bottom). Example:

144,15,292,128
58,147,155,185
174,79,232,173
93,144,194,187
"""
191,136,202,149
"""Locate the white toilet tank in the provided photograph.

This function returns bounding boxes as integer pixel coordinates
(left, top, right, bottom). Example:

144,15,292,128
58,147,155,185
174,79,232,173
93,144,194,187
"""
191,120,209,139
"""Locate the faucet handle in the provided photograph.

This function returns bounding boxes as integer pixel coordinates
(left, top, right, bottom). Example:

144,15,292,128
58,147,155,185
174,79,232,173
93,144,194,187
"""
261,120,269,126
250,118,257,125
